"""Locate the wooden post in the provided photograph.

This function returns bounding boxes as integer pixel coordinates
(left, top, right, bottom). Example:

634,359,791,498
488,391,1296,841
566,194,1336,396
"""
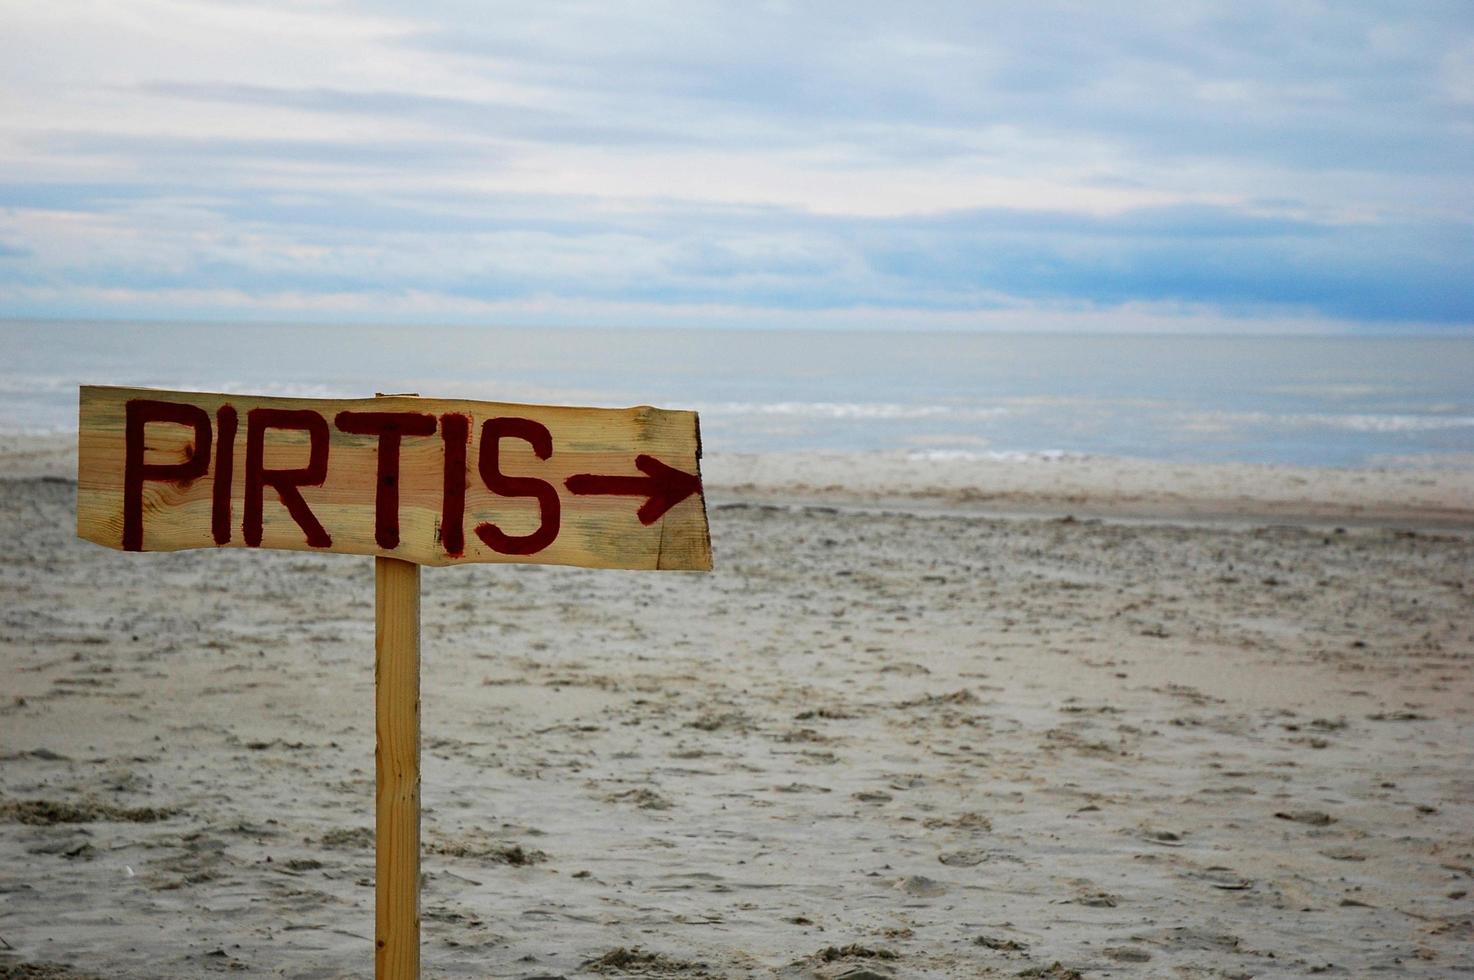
375,554,420,979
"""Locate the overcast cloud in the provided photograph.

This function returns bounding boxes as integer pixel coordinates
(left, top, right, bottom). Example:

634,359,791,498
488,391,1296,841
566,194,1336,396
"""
0,0,1470,331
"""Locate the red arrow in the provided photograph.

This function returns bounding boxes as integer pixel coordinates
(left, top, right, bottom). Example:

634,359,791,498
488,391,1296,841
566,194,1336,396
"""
565,454,703,525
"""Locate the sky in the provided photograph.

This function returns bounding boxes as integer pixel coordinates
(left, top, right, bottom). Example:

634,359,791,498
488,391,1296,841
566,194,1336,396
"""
0,1,1471,333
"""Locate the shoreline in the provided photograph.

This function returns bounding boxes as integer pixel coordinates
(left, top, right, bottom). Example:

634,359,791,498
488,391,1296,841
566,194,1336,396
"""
700,452,1474,531
10,433,1470,531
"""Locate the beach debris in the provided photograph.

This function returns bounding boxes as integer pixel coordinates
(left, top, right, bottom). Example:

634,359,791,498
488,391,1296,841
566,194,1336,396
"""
1187,867,1254,890
894,875,947,897
1207,879,1253,891
923,811,992,831
1129,926,1242,952
1150,683,1224,705
1071,890,1119,907
796,750,840,766
0,963,106,979
794,706,855,720
816,945,896,962
778,727,830,743
604,787,674,810
1274,810,1336,826
319,826,374,849
1059,703,1122,715
688,710,751,732
1041,728,1121,757
1016,963,1083,979
1103,945,1152,962
0,747,71,762
25,836,95,861
1319,848,1367,861
974,936,1028,951
585,946,710,975
894,689,977,709
429,837,548,865
819,960,884,978
938,849,987,867
826,968,890,980
877,662,930,675
242,738,307,751
282,858,323,871
228,820,281,839
0,799,174,825
811,944,899,976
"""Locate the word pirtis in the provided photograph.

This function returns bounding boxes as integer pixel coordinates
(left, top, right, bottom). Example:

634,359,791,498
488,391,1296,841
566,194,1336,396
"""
79,387,711,571
122,398,695,554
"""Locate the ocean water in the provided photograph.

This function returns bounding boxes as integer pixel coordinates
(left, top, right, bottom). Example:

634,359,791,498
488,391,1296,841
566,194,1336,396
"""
3,320,1472,468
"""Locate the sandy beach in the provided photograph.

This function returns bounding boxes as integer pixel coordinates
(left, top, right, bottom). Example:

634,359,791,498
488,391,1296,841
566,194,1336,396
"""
2,437,1472,978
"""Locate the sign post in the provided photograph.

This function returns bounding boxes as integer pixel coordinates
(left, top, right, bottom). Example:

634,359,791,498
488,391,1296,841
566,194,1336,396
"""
76,385,711,979
376,554,420,977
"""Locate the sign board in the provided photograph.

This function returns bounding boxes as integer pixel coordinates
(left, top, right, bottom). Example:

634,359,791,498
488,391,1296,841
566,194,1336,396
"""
77,382,713,978
77,386,711,571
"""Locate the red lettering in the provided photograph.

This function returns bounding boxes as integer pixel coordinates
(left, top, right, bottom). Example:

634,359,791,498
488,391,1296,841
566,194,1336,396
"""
475,417,560,555
122,399,212,552
212,405,237,545
334,411,437,550
244,408,332,548
439,413,470,557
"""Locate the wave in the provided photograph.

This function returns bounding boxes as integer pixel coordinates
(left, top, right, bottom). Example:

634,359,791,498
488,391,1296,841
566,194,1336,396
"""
905,449,1089,463
697,401,1008,421
1180,411,1474,433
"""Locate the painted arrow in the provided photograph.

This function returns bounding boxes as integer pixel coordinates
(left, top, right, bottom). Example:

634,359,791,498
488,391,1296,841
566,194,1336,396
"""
565,454,703,525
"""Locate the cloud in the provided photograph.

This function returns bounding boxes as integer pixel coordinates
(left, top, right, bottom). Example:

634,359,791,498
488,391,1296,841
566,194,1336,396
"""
137,82,687,147
0,0,1470,331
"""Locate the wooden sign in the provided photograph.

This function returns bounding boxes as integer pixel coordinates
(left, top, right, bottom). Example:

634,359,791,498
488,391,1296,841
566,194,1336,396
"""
78,383,712,978
77,385,710,571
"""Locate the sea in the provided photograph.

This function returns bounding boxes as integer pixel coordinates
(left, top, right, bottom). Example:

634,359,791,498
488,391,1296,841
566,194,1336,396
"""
3,320,1472,469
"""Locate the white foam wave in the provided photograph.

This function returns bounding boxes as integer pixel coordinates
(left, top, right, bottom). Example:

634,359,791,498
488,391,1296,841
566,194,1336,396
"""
906,449,1088,463
1314,413,1474,433
698,401,1008,421
1180,410,1474,433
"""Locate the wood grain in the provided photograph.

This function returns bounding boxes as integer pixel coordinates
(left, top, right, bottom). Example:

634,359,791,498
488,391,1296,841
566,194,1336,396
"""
77,385,711,570
375,556,420,979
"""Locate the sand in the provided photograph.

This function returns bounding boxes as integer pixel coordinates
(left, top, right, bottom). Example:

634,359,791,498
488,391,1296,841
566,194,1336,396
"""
1,437,1471,978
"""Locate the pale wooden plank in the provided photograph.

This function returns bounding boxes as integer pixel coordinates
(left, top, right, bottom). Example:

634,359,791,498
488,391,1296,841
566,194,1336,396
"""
77,386,711,570
375,556,420,979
